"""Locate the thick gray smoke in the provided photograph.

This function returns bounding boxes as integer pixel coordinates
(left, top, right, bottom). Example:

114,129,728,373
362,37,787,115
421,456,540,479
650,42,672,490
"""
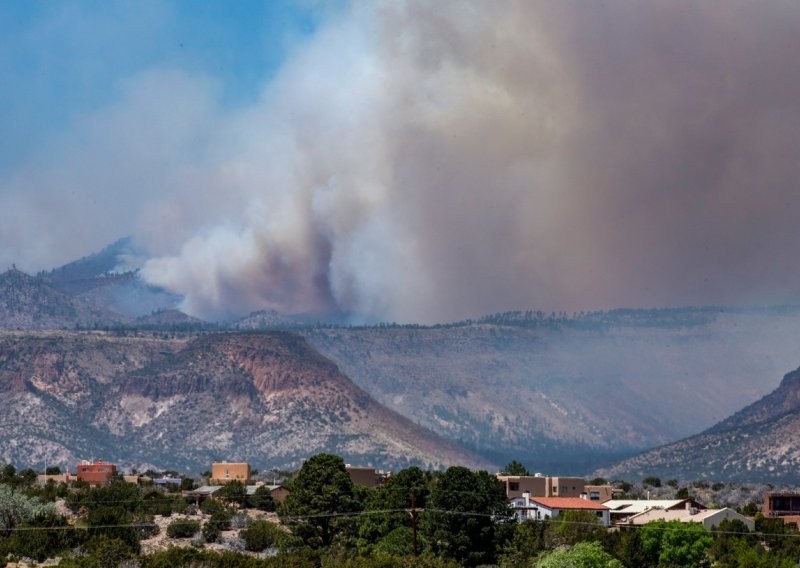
4,1,800,323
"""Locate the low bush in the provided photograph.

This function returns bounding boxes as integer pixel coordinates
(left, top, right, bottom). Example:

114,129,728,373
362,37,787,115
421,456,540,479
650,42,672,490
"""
240,520,283,552
166,519,200,538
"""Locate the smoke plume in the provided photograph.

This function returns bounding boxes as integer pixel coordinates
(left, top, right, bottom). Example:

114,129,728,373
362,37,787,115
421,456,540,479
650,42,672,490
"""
3,1,800,323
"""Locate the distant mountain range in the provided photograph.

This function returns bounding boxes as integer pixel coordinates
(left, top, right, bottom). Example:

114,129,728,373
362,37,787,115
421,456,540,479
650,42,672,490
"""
37,238,182,318
0,330,487,472
594,367,800,483
303,314,800,472
3,239,800,476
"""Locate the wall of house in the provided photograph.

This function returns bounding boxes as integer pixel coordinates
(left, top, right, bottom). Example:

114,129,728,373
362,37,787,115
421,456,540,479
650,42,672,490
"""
765,493,800,517
533,504,610,527
497,475,548,499
548,477,586,498
347,467,380,488
211,462,251,483
703,509,755,531
270,486,290,504
76,461,117,486
583,484,614,501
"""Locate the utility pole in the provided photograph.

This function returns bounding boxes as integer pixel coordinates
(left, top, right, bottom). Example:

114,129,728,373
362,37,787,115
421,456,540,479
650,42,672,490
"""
410,492,419,558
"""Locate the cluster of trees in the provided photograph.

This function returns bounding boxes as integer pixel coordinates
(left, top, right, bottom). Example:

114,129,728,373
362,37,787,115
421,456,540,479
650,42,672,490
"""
4,455,800,566
273,454,800,567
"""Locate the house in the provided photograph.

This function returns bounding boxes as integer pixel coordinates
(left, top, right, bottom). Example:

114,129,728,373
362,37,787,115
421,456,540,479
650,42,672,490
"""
764,492,800,527
498,474,587,500
629,506,755,531
153,477,183,486
186,485,223,506
583,484,619,502
37,473,77,485
187,483,291,507
247,483,291,504
511,494,610,527
603,499,706,524
497,474,615,502
346,466,383,488
76,459,117,486
210,462,251,484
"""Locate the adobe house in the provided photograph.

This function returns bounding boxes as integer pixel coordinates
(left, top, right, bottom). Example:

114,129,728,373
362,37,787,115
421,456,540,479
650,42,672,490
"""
603,498,706,524
497,474,588,500
346,466,383,488
764,492,800,527
247,483,291,504
210,462,251,484
76,459,117,485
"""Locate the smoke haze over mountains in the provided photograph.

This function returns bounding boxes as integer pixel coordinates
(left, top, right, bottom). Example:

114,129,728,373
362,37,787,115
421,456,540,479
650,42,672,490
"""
2,1,800,323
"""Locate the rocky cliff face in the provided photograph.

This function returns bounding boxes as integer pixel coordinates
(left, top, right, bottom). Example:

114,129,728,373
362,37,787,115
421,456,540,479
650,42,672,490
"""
0,331,489,473
594,367,800,482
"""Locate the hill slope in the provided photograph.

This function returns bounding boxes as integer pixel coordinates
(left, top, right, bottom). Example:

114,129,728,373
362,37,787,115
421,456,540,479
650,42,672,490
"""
39,238,181,317
304,308,800,471
594,367,800,482
0,331,489,472
0,269,129,329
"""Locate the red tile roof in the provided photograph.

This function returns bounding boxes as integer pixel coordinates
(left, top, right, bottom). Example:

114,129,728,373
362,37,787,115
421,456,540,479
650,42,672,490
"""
531,497,608,510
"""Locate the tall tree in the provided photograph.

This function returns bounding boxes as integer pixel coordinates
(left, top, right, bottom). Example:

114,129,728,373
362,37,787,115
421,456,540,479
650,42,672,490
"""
278,453,362,549
0,485,57,533
640,520,712,568
218,480,247,508
534,541,623,567
498,519,547,567
422,466,514,566
502,460,530,476
358,466,430,555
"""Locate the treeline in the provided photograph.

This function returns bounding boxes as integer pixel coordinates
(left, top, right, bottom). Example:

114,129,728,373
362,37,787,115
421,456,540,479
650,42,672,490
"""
2,456,800,567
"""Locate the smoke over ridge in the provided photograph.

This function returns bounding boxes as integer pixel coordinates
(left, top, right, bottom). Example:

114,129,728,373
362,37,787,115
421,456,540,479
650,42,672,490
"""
2,1,800,323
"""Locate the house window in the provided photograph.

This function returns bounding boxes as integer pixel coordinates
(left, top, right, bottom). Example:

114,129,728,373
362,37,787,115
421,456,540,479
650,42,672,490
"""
509,482,519,491
590,492,600,500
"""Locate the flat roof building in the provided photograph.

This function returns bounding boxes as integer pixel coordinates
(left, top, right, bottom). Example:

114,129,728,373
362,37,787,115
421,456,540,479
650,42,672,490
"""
497,474,593,500
76,459,117,486
210,462,251,484
764,492,800,527
346,466,383,488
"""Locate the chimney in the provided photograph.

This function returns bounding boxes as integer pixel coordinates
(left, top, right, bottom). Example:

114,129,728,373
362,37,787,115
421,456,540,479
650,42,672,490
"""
523,491,531,508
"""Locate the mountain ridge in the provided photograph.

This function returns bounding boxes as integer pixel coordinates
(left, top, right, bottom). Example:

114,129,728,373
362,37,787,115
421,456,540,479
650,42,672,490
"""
593,366,800,482
0,330,490,472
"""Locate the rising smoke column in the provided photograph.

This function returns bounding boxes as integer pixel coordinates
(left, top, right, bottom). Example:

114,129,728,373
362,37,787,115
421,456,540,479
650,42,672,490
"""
143,1,579,322
145,0,800,323
3,1,798,323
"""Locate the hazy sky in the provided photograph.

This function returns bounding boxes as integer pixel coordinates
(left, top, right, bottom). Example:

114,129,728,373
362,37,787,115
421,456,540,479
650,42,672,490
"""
1,1,799,323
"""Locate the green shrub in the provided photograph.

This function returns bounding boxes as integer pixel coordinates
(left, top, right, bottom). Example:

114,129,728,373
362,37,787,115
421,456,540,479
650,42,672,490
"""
200,498,225,515
202,510,231,543
241,520,283,552
202,521,221,544
166,519,200,538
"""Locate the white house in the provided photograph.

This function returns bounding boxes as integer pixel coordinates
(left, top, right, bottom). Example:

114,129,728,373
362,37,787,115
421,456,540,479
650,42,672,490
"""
511,493,610,527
